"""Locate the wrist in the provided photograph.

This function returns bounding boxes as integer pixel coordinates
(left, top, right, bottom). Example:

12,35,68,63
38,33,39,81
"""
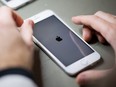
0,45,33,71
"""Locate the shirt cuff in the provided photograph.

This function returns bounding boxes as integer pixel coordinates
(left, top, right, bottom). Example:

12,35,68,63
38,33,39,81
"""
0,68,34,81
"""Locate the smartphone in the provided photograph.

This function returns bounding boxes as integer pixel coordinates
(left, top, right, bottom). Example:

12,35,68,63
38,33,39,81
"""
28,10,101,75
1,0,34,9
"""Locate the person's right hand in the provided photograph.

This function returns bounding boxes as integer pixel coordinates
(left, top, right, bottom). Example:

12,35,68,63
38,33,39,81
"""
72,11,116,85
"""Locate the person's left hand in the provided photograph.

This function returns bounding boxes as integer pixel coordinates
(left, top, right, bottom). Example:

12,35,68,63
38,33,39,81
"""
0,6,34,71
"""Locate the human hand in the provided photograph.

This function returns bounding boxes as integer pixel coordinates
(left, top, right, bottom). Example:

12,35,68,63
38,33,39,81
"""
72,11,116,85
0,6,34,71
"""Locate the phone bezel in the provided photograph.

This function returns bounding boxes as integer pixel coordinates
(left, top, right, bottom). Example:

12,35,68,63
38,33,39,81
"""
28,10,101,75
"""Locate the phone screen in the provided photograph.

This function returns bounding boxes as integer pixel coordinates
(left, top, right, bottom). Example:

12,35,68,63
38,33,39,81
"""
33,15,94,66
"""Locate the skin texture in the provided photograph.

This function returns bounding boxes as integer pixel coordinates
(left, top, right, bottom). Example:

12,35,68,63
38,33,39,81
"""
72,11,116,85
0,6,34,71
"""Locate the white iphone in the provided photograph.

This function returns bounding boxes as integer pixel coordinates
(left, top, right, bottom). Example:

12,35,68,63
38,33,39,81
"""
1,0,34,9
28,10,101,75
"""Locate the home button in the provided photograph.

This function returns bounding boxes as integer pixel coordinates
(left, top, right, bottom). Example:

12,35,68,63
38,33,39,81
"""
80,59,88,65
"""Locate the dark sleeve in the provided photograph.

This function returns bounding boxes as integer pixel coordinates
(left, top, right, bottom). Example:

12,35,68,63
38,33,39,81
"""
0,68,34,81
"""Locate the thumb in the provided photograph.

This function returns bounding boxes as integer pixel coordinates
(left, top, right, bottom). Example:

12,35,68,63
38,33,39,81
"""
76,69,111,85
20,20,34,48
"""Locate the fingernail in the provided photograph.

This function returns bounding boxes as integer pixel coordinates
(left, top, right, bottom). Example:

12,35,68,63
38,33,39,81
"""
72,16,76,20
28,20,34,28
83,31,90,42
77,74,87,85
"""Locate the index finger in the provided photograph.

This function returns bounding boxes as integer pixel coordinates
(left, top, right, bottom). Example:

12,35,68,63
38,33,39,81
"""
72,15,113,42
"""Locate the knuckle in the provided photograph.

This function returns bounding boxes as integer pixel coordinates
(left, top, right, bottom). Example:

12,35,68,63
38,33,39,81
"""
106,24,116,42
95,11,103,15
91,15,98,20
90,15,100,22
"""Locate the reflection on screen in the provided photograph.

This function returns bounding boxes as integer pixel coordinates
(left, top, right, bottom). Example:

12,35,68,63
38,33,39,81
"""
33,15,94,66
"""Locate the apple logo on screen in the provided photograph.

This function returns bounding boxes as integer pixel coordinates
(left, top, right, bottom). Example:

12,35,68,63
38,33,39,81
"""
56,36,63,42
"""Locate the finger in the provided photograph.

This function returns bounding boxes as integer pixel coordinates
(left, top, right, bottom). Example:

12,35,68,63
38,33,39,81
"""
83,26,107,44
95,11,116,24
12,10,23,27
96,32,107,44
82,26,93,42
0,6,23,27
20,20,34,48
76,70,110,85
72,15,113,44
